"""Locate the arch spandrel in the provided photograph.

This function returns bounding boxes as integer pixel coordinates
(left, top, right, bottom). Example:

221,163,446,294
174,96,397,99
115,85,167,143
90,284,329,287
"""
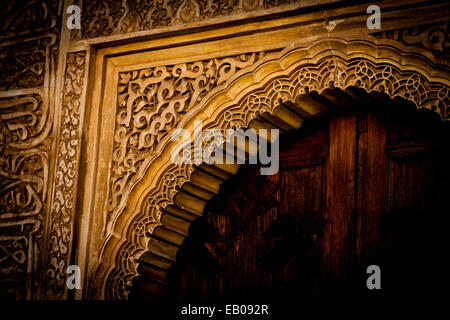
95,37,450,299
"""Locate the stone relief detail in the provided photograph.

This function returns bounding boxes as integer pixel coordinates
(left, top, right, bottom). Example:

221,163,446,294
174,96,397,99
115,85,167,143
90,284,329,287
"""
105,41,450,299
44,52,86,299
109,52,265,215
72,0,302,40
373,22,449,56
0,0,59,40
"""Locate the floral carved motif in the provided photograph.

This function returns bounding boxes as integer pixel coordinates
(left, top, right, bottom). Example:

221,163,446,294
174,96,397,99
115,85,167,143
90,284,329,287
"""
44,52,86,299
0,0,59,40
110,52,266,214
72,0,305,40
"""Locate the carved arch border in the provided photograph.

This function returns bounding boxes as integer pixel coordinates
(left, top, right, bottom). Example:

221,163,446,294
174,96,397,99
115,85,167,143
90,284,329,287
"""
96,38,450,299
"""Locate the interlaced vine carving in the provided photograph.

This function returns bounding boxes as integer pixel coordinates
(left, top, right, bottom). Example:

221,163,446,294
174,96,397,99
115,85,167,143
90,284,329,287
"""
110,52,266,214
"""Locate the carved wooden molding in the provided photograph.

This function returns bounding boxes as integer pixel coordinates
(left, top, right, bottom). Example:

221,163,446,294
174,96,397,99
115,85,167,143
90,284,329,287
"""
95,38,450,299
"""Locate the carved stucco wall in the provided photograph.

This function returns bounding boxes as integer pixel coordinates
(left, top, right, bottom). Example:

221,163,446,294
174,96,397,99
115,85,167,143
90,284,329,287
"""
45,51,87,299
1,0,449,300
0,0,345,301
0,0,62,299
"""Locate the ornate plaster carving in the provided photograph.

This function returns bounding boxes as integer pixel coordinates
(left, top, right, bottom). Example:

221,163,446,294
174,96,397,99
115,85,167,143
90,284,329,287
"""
108,162,194,297
0,39,47,91
219,57,450,130
44,52,86,299
100,38,450,299
72,0,319,40
0,94,51,148
0,90,52,299
109,52,267,218
0,7,59,297
0,148,48,299
0,0,59,40
0,33,57,150
373,22,449,56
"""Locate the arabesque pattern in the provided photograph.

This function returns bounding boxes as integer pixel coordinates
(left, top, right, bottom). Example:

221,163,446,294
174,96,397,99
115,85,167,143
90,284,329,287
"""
103,39,450,299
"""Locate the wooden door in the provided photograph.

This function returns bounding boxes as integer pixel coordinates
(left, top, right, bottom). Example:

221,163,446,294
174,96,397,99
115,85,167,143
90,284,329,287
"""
173,104,450,302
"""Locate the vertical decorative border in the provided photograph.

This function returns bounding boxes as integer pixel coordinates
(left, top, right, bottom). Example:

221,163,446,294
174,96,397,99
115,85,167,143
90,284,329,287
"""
0,0,61,299
44,51,86,299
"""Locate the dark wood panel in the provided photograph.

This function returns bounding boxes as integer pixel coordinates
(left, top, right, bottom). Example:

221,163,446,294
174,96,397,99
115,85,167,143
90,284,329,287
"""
323,113,357,291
